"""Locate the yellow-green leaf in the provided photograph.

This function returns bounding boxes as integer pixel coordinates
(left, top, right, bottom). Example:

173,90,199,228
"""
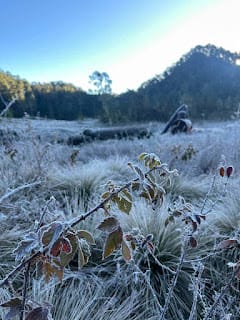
117,198,132,214
122,240,131,262
102,191,110,199
138,152,148,161
121,189,133,202
98,216,120,233
78,247,85,269
103,227,123,259
77,230,95,245
43,261,55,282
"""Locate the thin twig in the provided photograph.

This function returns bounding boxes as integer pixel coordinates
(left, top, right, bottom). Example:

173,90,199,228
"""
147,248,176,275
134,264,163,314
188,263,204,320
19,263,31,320
203,265,240,320
159,239,186,320
36,197,55,230
200,173,216,215
0,251,41,288
0,93,17,117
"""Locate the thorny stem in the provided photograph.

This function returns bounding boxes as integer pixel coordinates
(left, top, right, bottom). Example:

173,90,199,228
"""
159,239,186,320
200,173,216,215
36,197,55,230
0,251,40,288
134,263,163,314
188,263,204,320
19,263,31,320
147,248,176,275
0,165,167,288
203,264,240,320
184,249,223,264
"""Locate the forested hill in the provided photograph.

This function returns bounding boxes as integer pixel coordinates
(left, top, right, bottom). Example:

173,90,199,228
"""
103,44,240,123
0,44,240,122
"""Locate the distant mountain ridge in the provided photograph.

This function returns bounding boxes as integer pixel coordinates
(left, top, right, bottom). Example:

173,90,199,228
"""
101,44,240,123
0,44,240,122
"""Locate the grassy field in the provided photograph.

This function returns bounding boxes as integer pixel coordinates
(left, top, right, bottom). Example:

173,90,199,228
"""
0,117,240,319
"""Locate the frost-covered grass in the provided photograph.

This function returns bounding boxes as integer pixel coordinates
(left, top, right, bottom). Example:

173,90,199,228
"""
0,118,240,319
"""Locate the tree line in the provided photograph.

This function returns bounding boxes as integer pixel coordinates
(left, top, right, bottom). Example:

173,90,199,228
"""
0,73,102,120
1,44,240,122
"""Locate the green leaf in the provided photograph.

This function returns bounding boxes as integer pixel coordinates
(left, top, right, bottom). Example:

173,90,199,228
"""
101,191,110,199
121,240,131,262
128,163,145,180
131,181,140,191
78,247,85,269
138,152,148,161
77,230,95,245
103,227,123,259
121,188,133,202
98,217,120,233
117,197,132,214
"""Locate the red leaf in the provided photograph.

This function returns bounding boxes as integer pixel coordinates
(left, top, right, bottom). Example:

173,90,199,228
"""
125,234,133,241
218,239,238,249
189,236,197,248
226,166,233,178
147,241,155,252
219,166,225,177
61,238,72,254
50,239,62,257
192,221,198,232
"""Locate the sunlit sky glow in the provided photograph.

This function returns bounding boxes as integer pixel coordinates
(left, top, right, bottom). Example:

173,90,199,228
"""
0,0,239,93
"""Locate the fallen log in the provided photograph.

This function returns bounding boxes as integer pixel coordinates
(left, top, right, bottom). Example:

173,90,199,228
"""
67,126,152,145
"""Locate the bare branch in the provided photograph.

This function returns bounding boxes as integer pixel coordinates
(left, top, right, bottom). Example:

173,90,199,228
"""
0,93,18,117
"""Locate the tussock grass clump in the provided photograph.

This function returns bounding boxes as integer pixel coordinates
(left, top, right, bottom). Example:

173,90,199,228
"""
118,199,209,319
164,174,209,203
30,275,159,320
47,157,132,210
1,119,240,319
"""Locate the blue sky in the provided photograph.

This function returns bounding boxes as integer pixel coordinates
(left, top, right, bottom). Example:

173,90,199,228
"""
0,0,239,93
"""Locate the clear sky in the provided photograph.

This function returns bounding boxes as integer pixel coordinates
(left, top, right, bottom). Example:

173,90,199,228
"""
0,0,239,93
